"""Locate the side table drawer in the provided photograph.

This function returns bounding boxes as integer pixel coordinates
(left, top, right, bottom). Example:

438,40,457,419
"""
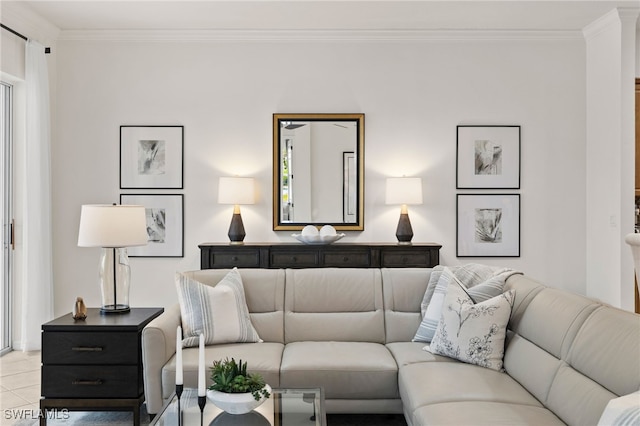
42,365,141,398
270,250,319,268
323,250,371,267
381,250,432,267
207,249,261,268
42,331,138,365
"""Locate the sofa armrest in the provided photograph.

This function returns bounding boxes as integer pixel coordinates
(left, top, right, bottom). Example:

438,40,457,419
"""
142,303,181,415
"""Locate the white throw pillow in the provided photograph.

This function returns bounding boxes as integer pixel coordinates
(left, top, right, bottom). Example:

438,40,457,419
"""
597,391,640,426
413,266,510,343
428,274,515,371
176,268,262,347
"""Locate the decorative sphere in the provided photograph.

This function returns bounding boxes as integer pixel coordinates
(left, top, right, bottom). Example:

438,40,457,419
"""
301,225,319,236
319,225,337,236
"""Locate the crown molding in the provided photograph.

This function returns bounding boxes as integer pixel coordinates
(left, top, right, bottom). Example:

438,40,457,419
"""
582,7,639,40
1,2,60,45
57,28,583,43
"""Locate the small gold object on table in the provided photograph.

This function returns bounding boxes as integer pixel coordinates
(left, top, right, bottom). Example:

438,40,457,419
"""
72,297,87,320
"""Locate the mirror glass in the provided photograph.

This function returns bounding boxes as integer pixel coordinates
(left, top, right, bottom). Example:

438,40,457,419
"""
273,113,364,231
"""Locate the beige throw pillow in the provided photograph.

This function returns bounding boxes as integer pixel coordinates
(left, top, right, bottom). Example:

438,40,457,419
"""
176,268,262,347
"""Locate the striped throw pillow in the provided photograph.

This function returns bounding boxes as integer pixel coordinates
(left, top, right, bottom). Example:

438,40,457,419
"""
176,268,262,347
413,266,508,343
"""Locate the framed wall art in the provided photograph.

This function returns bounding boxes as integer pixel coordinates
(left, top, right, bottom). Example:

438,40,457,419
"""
120,194,184,257
456,194,520,257
456,125,520,189
120,125,184,189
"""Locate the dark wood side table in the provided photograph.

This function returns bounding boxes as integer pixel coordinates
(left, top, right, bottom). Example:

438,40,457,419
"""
199,243,441,269
40,307,164,426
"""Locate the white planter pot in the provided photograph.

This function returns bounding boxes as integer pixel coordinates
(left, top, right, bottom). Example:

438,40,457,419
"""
207,384,271,415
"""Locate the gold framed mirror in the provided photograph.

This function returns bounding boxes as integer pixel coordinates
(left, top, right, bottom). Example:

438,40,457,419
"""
273,113,364,231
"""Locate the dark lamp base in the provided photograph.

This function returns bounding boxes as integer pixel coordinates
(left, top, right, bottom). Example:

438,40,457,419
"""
228,212,246,244
395,212,414,244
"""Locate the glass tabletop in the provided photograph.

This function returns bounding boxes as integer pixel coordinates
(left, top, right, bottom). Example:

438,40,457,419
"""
150,387,326,426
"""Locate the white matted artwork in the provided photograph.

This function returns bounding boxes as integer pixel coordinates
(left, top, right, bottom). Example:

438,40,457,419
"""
120,194,184,257
457,194,520,257
120,125,184,189
456,125,520,189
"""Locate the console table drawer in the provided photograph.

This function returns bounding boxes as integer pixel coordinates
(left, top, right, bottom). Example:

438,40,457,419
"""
207,250,261,268
381,250,432,267
323,251,371,267
42,365,141,398
42,332,138,365
270,251,319,268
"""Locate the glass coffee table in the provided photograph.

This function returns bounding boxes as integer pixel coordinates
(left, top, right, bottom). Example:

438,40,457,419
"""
150,387,326,426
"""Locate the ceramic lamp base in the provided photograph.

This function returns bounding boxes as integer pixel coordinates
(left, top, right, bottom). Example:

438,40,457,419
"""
228,206,246,244
395,212,414,245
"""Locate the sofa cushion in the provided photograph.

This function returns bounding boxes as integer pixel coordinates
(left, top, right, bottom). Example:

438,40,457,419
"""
411,401,564,426
566,307,640,398
414,265,517,343
161,342,284,400
280,341,398,399
386,342,454,367
398,362,543,419
382,268,432,343
428,275,515,371
176,269,261,347
284,268,385,343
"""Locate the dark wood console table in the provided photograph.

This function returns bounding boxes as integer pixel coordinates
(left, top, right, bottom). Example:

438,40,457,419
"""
199,243,441,269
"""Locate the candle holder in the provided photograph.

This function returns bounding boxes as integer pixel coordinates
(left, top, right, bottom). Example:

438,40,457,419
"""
198,395,206,426
175,384,183,426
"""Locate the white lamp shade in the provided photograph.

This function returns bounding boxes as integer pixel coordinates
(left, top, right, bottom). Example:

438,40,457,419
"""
218,177,255,205
385,177,423,205
78,204,148,248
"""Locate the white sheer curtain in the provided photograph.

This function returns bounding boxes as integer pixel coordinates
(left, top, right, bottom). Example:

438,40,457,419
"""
20,40,53,351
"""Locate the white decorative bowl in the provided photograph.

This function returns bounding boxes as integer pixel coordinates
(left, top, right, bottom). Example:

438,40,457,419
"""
292,233,345,245
207,385,271,415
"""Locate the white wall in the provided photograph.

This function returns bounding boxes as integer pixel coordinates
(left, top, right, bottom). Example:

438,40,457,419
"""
51,35,589,314
585,9,638,311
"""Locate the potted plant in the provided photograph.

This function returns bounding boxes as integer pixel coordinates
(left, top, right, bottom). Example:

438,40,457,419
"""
207,358,271,414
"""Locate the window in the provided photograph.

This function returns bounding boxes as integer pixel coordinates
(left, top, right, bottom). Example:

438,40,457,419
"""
0,82,13,354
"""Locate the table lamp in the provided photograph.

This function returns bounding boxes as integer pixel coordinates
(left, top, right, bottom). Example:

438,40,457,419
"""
77,204,148,314
218,177,255,244
385,177,423,245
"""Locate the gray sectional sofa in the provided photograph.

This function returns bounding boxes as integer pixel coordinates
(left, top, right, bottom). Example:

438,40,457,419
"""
141,267,640,425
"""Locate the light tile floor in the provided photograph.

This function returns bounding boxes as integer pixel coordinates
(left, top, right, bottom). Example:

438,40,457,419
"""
0,350,41,425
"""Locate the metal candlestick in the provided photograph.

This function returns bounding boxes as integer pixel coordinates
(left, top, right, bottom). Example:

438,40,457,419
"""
175,384,183,426
198,395,206,426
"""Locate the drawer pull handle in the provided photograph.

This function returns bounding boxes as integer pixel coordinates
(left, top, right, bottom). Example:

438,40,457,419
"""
402,257,409,263
291,256,297,262
232,256,238,261
72,379,103,386
72,346,103,352
343,256,349,262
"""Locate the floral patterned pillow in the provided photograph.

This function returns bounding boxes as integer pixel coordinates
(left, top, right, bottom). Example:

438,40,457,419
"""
428,274,515,371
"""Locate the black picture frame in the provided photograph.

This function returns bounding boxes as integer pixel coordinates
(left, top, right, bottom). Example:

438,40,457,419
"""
120,125,184,189
456,194,520,257
456,125,521,189
119,194,184,258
